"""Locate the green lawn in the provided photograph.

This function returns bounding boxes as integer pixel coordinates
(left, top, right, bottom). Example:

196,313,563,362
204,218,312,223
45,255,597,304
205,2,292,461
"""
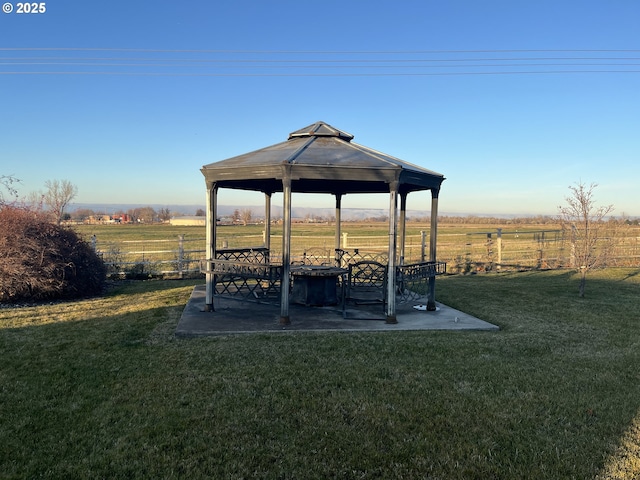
1,269,639,479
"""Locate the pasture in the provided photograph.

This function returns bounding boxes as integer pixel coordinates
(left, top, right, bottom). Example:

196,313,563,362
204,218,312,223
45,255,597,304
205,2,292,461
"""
75,221,602,276
1,268,639,478
74,221,555,244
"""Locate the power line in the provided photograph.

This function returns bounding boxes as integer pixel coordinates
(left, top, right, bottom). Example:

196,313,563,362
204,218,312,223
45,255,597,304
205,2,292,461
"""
3,62,640,69
2,70,639,77
2,48,639,77
3,56,640,63
1,47,639,53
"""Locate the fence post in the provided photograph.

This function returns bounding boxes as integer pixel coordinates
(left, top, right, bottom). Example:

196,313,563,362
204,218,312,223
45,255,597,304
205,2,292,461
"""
178,235,185,278
342,232,348,249
496,228,502,270
538,231,545,268
420,230,426,262
570,226,576,268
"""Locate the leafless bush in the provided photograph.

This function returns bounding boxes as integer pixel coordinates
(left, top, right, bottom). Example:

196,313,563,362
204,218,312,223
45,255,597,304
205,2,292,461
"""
0,206,106,303
558,182,615,297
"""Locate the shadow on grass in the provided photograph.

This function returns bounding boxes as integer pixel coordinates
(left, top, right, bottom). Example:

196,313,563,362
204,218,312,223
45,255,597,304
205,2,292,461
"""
106,278,202,297
621,268,640,281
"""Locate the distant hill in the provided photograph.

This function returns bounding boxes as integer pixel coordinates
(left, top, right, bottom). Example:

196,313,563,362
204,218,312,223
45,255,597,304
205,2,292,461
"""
70,203,436,220
69,203,544,221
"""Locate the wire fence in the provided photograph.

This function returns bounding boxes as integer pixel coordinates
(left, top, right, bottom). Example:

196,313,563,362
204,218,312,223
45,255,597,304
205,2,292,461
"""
94,227,640,279
95,234,204,279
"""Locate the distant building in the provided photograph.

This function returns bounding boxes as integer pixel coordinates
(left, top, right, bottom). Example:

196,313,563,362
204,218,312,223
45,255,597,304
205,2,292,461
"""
84,213,132,225
113,213,132,224
169,216,206,226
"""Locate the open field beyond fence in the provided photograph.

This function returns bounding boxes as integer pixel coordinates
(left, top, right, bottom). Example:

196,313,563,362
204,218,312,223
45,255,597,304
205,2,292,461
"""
74,222,640,278
1,269,639,478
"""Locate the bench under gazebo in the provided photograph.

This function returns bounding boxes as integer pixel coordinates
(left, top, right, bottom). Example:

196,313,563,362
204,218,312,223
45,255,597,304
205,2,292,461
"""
200,121,446,325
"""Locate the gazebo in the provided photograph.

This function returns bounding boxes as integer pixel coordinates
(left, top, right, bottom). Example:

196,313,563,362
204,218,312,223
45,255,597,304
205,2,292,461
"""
200,121,445,325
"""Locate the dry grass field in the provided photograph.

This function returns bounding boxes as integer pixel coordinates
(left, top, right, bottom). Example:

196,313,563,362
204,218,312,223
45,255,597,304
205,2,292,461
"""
76,221,611,273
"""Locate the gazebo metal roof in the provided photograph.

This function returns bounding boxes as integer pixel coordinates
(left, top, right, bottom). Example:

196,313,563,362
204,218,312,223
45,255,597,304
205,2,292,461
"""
201,121,445,194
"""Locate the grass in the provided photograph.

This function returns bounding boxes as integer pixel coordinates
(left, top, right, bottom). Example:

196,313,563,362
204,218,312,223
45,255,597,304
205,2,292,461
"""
74,224,206,242
74,221,558,242
1,269,639,478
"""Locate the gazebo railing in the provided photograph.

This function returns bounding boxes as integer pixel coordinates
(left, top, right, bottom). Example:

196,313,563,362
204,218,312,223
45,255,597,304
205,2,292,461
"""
200,256,283,304
215,247,270,264
345,259,446,308
201,247,446,308
396,261,447,303
335,248,389,268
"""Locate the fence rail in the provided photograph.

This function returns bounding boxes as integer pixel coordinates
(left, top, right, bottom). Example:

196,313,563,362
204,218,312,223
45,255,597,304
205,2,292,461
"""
94,227,640,278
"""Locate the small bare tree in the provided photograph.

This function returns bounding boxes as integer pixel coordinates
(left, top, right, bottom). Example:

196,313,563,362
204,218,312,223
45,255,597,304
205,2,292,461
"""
558,182,614,297
240,208,253,226
0,175,20,206
158,208,172,222
24,190,45,211
131,206,157,223
44,179,78,225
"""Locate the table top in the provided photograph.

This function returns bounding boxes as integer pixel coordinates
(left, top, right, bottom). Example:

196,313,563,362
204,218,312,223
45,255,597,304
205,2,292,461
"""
290,265,348,277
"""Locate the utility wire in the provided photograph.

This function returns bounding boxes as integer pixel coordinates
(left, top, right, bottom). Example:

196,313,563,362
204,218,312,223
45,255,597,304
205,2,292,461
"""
3,62,640,69
2,70,639,77
3,56,640,63
2,48,639,76
1,47,639,53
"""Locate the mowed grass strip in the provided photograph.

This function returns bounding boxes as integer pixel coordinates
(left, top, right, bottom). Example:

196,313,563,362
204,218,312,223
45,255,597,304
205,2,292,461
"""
1,270,639,479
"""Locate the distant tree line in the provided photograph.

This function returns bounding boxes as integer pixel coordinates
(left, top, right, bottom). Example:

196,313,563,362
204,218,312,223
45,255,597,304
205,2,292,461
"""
70,207,162,223
69,206,189,224
342,214,561,224
433,215,559,225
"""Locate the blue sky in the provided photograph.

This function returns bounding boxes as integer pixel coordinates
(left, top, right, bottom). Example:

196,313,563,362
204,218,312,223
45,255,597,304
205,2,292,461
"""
1,0,638,216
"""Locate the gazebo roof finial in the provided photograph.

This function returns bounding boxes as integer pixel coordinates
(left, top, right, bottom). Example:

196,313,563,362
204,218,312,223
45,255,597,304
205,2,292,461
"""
288,121,354,142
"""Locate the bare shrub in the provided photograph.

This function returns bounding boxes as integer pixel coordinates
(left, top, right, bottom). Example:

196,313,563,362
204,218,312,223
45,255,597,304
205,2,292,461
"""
0,206,106,303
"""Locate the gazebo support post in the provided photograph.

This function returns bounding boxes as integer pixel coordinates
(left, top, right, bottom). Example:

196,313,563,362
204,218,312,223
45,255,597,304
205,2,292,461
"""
386,181,399,324
427,188,440,311
399,192,408,266
205,182,218,312
280,176,292,325
334,193,342,260
264,192,271,252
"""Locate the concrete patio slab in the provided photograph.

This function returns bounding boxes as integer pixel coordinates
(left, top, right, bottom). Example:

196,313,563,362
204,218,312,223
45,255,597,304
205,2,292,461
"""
176,285,499,336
